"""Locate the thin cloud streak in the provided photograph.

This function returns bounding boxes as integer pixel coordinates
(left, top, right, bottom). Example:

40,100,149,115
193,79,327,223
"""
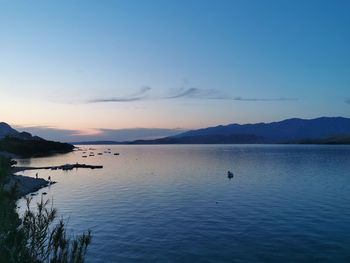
168,88,298,101
88,86,151,103
167,88,201,98
166,88,225,99
87,87,297,103
89,97,143,103
232,96,298,101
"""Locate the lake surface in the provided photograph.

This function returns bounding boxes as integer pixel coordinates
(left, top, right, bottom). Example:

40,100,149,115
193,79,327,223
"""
16,145,350,262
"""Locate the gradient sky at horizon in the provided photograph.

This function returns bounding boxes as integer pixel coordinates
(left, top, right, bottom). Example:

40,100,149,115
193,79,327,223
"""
1,0,350,141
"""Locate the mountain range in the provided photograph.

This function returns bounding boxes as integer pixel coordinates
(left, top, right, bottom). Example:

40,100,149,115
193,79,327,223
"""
0,122,74,156
0,122,43,141
72,117,350,145
2,117,350,146
0,122,21,139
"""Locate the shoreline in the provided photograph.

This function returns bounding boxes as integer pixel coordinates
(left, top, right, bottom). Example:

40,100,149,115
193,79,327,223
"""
4,173,53,198
7,163,103,198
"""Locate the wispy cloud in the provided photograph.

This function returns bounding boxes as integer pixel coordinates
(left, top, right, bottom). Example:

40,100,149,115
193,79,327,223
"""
346,99,350,105
88,86,151,103
166,88,223,99
167,88,297,101
166,87,200,99
231,96,298,101
86,86,297,103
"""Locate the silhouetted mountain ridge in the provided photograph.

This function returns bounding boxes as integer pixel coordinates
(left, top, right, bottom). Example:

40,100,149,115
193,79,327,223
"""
129,117,350,144
0,122,44,141
0,122,74,156
0,122,18,138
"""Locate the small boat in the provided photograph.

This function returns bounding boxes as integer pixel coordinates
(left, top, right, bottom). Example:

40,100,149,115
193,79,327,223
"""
227,171,234,179
97,153,103,155
114,153,120,156
82,156,87,158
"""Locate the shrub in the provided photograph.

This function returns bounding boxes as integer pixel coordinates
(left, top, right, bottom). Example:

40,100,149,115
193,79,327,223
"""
0,157,91,263
21,197,92,263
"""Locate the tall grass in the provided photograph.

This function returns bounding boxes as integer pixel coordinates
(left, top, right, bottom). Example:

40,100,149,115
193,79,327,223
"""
0,157,92,263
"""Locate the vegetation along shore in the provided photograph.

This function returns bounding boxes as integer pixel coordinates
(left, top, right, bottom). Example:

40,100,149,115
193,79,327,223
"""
0,124,92,263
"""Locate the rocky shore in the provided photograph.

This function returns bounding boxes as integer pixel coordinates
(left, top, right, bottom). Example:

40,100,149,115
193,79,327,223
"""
2,162,103,198
3,174,53,198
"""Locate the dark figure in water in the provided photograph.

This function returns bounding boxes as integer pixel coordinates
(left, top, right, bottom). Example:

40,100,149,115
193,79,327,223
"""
227,171,234,179
36,173,38,179
48,176,51,183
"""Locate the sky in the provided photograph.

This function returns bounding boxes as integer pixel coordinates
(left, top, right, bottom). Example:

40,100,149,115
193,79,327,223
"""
1,0,349,141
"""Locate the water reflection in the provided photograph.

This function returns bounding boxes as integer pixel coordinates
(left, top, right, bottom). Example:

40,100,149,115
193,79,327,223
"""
16,145,350,263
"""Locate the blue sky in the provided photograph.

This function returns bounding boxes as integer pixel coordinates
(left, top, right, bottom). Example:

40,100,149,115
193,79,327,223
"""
0,0,349,141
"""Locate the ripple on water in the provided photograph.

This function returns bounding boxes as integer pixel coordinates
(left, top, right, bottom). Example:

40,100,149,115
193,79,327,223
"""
16,145,350,262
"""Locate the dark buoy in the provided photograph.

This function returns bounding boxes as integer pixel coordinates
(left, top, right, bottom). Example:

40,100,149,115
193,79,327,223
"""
227,171,234,179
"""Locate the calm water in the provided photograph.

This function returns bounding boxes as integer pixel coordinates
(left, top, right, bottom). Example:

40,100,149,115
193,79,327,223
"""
16,145,350,262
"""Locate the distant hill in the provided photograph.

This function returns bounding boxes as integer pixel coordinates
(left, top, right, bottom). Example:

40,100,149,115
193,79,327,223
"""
127,117,350,145
299,135,350,144
0,122,74,157
0,122,18,138
0,122,43,141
